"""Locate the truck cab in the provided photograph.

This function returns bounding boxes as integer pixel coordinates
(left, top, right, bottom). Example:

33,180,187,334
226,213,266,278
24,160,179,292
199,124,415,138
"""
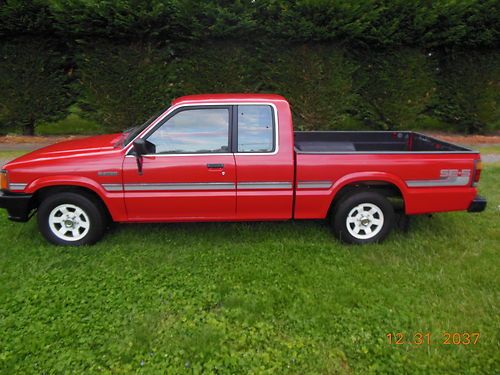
121,94,295,222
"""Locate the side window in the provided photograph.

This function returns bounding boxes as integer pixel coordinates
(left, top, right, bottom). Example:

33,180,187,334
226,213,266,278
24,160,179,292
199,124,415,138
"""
147,108,230,154
237,105,274,153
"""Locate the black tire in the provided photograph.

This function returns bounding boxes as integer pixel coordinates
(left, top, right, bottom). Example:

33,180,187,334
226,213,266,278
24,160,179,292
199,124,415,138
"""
37,192,107,246
332,191,395,244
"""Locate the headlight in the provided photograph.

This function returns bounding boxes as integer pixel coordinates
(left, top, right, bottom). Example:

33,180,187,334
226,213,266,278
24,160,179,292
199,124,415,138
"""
0,170,8,191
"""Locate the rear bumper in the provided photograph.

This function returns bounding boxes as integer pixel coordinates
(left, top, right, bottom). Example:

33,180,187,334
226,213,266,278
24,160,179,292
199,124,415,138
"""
468,195,487,213
0,191,33,222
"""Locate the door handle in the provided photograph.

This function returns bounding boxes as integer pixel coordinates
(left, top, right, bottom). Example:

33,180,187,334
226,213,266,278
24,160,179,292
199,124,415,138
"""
207,163,224,169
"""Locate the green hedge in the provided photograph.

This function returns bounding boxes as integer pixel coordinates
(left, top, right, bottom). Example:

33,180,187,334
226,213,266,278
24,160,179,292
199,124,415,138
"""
0,2,498,135
0,1,498,48
0,37,74,135
0,39,498,135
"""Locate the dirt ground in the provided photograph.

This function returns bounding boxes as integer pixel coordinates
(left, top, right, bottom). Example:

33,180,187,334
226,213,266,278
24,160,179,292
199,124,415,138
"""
0,135,84,144
0,135,86,151
426,132,500,145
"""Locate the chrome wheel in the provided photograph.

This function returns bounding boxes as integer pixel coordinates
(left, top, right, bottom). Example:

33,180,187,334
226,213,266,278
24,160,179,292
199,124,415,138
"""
48,204,90,242
346,203,384,240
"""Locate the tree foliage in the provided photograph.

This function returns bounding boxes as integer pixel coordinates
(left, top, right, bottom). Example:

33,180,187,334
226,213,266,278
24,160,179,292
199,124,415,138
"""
0,37,73,135
76,41,180,132
0,0,498,48
431,50,500,133
73,41,500,134
352,49,437,131
0,1,498,134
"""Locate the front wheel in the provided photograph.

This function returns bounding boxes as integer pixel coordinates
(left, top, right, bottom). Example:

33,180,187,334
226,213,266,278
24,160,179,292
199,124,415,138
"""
38,192,107,246
332,191,394,244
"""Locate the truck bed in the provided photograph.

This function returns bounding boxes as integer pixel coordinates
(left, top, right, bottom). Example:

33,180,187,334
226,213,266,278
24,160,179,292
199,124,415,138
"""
294,131,475,154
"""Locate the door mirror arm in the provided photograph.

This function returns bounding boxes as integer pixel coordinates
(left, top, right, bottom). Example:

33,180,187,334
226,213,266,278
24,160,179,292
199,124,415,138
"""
135,155,143,175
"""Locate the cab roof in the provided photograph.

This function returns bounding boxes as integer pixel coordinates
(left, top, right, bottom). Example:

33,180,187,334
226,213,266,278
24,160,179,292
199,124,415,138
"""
171,93,287,106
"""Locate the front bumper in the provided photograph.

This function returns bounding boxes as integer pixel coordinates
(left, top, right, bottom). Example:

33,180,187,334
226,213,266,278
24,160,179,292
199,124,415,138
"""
0,191,33,222
468,195,487,213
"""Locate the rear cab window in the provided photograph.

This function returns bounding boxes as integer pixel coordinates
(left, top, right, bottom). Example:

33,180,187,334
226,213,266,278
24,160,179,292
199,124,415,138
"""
237,105,275,153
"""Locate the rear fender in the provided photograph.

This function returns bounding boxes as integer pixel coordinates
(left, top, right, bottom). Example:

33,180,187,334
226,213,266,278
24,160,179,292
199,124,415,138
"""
330,171,408,205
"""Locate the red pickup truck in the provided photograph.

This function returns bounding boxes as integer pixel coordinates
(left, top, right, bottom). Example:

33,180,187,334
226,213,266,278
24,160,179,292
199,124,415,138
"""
0,94,486,246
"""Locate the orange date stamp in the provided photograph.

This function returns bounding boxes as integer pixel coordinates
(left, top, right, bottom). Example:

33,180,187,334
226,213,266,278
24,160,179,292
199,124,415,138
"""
387,332,480,345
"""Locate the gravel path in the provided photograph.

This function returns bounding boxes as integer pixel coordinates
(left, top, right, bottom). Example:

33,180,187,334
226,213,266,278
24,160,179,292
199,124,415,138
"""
482,154,500,163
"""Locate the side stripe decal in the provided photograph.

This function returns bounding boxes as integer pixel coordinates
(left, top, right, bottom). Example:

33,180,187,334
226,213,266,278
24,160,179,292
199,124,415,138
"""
125,183,235,191
406,177,470,187
102,184,123,192
237,182,292,190
102,181,295,192
406,171,471,187
297,181,333,189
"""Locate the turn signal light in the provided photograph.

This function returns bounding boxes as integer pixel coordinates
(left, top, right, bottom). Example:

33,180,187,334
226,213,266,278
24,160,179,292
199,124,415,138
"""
473,160,482,186
0,170,8,191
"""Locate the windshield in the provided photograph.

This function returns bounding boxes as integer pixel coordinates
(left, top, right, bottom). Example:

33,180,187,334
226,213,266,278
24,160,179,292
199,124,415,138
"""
121,109,166,147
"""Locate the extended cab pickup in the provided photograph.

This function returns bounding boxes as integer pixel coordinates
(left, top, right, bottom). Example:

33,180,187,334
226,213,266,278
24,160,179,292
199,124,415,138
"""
0,94,486,245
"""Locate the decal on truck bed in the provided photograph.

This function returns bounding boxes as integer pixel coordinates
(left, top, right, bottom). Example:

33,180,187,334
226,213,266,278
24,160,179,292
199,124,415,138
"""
406,169,471,187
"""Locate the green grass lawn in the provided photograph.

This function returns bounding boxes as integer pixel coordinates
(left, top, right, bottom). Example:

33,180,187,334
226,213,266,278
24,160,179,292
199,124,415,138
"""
0,166,499,373
36,113,103,136
0,151,23,159
35,105,104,136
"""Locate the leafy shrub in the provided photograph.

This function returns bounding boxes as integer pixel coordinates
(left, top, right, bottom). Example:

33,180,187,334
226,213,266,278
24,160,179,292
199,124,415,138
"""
0,0,52,37
0,37,73,135
0,1,498,48
264,44,361,130
0,39,498,135
430,50,500,133
74,41,364,132
352,49,437,130
76,41,180,132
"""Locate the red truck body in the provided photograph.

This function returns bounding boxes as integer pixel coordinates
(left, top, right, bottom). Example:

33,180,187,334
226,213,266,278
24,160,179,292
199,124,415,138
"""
0,94,486,245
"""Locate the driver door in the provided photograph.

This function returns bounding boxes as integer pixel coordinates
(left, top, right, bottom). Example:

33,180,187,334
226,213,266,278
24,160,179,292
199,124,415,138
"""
122,106,236,221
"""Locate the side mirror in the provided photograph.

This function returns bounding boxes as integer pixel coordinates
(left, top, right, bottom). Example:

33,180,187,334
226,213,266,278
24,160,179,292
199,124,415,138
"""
133,138,149,156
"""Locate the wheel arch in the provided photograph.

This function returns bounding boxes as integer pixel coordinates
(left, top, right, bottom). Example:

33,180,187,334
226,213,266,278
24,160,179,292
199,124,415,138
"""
28,181,112,222
327,173,407,219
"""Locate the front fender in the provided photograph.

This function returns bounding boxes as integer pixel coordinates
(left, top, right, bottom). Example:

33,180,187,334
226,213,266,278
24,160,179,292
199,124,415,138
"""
25,175,109,199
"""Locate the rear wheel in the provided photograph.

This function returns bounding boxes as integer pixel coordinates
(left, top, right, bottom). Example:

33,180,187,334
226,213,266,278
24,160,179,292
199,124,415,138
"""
38,192,107,246
332,191,394,244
